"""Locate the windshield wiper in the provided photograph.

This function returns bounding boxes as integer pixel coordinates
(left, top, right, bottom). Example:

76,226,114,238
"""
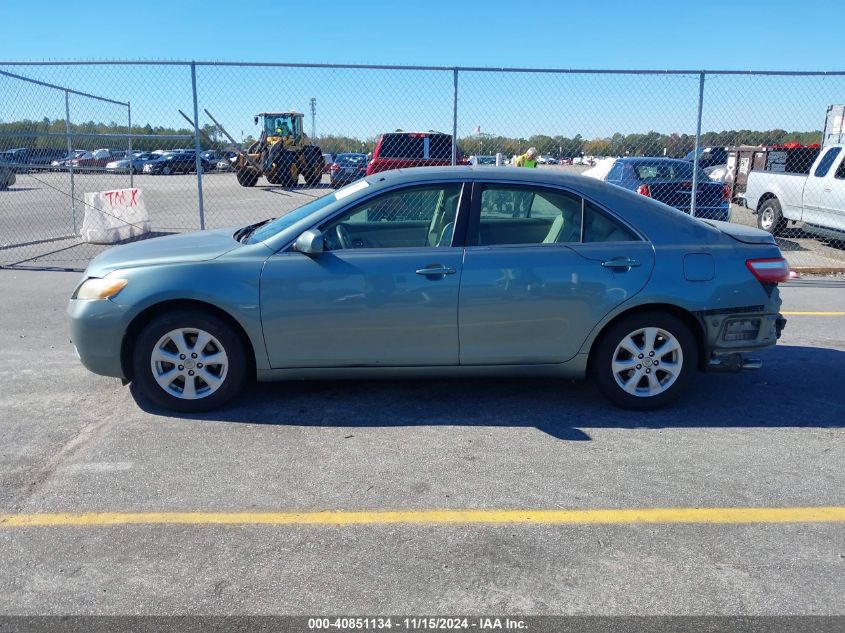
235,218,275,243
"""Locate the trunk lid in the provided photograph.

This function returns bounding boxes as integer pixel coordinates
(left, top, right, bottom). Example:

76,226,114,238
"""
704,220,776,244
648,180,725,209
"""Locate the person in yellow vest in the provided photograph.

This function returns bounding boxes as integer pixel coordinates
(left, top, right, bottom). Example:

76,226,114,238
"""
513,147,539,168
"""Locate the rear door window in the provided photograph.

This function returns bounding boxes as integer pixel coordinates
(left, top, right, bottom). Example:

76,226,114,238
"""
814,147,841,177
475,185,583,246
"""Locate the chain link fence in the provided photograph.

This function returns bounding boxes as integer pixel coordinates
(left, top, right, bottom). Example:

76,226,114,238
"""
1,62,845,273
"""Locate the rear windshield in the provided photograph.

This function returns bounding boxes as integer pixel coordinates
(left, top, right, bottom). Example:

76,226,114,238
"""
428,134,452,160
337,154,367,165
377,134,424,158
632,162,694,180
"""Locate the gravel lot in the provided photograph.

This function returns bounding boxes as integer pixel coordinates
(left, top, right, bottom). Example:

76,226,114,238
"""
0,269,843,614
2,167,845,270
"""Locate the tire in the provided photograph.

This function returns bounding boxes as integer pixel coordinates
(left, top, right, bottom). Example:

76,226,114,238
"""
162,165,172,176
303,145,324,186
591,311,698,411
757,197,787,236
131,310,249,413
270,151,297,188
236,168,260,187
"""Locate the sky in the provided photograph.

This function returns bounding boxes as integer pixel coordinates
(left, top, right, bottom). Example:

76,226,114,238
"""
0,0,837,70
1,0,841,143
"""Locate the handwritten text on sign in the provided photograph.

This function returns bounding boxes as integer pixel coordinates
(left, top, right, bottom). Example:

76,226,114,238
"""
81,187,151,244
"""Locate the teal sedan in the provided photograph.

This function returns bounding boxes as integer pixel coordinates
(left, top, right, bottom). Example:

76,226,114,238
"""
68,167,788,412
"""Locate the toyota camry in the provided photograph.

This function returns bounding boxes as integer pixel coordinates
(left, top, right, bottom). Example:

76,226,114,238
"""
68,167,788,412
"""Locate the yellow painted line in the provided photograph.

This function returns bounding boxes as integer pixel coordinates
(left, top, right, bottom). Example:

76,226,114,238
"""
1,507,844,528
781,311,845,316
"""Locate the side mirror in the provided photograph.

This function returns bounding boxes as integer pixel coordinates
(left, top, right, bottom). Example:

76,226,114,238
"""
294,229,324,256
253,116,259,125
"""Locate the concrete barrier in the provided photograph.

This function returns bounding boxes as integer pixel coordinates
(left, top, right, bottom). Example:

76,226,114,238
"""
81,188,151,244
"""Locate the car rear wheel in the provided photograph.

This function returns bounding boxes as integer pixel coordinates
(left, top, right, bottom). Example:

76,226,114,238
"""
162,165,172,176
132,310,249,412
757,198,787,236
592,311,698,410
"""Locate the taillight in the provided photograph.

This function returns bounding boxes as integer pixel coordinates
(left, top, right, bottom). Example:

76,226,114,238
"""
723,184,731,201
636,184,651,197
746,258,790,283
330,163,340,172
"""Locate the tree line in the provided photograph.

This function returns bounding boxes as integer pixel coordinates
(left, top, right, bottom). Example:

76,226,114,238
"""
0,118,823,158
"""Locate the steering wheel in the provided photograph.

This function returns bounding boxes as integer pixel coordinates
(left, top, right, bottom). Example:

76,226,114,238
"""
335,224,353,250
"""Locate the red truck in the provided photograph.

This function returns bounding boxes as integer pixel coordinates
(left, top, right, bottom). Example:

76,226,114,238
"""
366,131,468,176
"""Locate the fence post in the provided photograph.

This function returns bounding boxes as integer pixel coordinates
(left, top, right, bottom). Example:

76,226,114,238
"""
127,101,133,187
190,62,206,230
64,90,76,234
451,68,458,166
690,72,705,218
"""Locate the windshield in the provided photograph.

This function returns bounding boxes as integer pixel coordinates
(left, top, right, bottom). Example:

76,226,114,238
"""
245,191,340,244
264,114,296,137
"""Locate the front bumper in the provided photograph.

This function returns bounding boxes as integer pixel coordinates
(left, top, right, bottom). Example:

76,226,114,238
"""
67,298,130,379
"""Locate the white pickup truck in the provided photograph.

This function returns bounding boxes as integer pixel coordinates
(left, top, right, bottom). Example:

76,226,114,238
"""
743,143,845,239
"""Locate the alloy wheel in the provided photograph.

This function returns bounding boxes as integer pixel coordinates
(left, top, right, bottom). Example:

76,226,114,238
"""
150,328,228,400
611,326,683,397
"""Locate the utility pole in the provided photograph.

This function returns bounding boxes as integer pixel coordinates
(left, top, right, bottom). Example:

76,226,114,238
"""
309,97,316,140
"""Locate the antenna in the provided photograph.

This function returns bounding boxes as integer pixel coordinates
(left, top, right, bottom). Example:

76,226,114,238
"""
309,97,316,139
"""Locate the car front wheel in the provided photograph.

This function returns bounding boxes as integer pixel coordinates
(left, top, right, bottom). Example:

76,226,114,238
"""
592,311,697,410
132,310,249,412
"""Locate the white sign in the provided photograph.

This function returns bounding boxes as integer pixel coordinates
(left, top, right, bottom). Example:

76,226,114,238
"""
81,187,151,244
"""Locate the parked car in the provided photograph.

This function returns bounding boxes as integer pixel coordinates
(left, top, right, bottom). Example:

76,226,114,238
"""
743,143,845,238
210,150,239,171
51,150,88,169
537,155,557,165
70,149,126,172
329,153,368,188
366,131,468,176
0,156,15,189
1,147,67,172
68,166,787,413
601,157,731,221
142,152,197,175
322,153,337,174
178,149,215,172
106,152,157,173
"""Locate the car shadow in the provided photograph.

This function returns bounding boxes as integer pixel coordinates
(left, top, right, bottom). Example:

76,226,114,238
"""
130,345,845,441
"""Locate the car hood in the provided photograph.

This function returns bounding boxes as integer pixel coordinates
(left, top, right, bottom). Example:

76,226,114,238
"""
704,220,776,245
85,228,241,277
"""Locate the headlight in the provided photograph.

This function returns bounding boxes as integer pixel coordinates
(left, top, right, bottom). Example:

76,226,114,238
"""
74,278,128,300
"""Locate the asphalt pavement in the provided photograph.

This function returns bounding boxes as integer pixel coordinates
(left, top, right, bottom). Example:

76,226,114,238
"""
0,270,843,614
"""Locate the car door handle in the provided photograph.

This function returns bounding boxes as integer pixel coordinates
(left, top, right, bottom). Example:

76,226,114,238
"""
601,257,641,269
416,265,456,276
824,187,832,192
